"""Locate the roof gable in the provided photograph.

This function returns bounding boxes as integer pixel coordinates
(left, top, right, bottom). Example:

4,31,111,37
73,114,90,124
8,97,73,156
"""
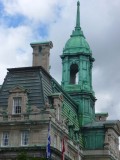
9,85,29,93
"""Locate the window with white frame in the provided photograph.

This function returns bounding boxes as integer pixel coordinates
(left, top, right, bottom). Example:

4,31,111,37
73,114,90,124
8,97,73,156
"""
21,131,29,146
2,132,9,146
13,97,22,114
60,139,62,151
53,135,57,148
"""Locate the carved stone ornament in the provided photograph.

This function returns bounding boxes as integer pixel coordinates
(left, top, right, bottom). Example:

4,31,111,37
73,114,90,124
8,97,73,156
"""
104,131,110,149
45,101,50,109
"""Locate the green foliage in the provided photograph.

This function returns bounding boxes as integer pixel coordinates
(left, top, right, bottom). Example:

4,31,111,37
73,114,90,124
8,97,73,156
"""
16,152,47,160
16,152,28,160
30,158,47,160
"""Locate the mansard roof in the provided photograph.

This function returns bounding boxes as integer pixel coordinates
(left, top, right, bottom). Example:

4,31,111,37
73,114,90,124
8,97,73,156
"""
0,66,78,109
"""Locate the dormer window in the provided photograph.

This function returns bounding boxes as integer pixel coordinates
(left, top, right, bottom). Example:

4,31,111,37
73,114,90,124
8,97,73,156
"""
8,85,29,115
13,97,22,114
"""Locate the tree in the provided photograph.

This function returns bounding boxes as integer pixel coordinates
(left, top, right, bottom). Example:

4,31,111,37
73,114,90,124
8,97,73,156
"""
16,152,47,160
16,152,28,160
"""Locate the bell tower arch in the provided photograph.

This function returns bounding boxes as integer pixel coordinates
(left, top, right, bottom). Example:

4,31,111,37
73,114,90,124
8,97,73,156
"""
70,63,79,84
61,1,96,126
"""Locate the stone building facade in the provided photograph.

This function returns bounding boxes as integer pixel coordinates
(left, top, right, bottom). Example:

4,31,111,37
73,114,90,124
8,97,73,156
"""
0,1,120,160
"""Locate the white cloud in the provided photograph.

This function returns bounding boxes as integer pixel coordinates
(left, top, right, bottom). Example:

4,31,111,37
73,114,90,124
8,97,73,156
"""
95,92,112,112
2,0,63,24
0,25,33,84
0,0,120,120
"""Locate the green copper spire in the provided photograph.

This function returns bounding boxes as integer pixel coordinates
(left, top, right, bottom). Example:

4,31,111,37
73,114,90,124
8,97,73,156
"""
61,1,95,126
76,1,80,29
62,1,92,55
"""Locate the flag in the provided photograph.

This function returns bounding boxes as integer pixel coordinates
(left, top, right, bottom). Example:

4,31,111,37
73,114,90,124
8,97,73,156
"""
46,122,51,158
62,138,65,160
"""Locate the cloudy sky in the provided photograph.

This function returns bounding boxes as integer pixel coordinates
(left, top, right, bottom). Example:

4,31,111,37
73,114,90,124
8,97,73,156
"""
0,0,120,120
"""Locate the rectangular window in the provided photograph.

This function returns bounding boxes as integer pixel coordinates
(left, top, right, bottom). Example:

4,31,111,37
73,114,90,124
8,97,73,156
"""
53,135,57,148
2,132,9,146
13,97,22,114
21,131,29,146
60,139,62,151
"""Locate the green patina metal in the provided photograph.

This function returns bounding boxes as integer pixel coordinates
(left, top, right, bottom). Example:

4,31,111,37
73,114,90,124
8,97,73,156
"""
30,41,52,45
82,122,105,150
61,1,96,126
63,1,92,55
83,129,105,150
82,120,120,150
95,112,108,116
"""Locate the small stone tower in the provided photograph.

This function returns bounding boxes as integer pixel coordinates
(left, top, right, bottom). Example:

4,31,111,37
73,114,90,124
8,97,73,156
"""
61,1,96,126
30,41,53,72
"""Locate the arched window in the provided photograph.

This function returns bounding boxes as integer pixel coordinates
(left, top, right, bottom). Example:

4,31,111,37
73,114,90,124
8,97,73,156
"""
70,64,79,84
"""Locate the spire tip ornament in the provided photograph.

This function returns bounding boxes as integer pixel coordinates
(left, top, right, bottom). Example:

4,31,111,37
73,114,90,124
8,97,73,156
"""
77,1,80,6
76,1,80,28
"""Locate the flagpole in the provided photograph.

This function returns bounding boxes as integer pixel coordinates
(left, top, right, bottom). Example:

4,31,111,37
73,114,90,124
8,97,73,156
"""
61,138,65,160
49,117,51,160
46,116,52,159
49,120,51,160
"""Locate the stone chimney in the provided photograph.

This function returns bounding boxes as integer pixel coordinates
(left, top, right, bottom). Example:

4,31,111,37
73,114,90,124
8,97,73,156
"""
30,41,53,72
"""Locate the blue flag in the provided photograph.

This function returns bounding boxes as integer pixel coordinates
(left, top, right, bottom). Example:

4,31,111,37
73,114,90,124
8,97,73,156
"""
46,123,51,158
